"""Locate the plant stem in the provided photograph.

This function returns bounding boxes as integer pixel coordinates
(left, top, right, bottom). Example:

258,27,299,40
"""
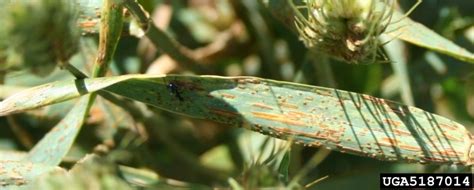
122,0,206,73
63,62,88,79
92,0,124,77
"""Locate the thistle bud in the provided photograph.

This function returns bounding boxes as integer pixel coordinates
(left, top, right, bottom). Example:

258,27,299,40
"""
1,0,79,76
292,0,394,64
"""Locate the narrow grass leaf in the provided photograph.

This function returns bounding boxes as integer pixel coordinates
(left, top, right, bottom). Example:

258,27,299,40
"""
24,95,92,166
278,151,290,183
386,10,474,63
103,75,473,165
1,75,472,165
0,75,140,116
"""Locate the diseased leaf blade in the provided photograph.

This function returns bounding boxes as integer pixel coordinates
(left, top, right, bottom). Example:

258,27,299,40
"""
75,0,103,34
1,75,472,165
0,160,65,189
104,75,473,165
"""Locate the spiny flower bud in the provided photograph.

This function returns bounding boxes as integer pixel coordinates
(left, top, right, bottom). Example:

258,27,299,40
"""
292,0,395,64
2,0,79,76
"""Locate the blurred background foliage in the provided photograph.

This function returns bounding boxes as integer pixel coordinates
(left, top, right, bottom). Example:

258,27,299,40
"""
0,0,473,189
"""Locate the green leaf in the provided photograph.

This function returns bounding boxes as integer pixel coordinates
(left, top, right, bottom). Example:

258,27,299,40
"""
92,0,123,77
277,151,290,183
0,160,65,189
24,95,93,166
0,75,135,116
386,10,474,63
1,75,472,165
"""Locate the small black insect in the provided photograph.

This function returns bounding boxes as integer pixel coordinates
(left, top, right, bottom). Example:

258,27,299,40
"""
167,82,184,101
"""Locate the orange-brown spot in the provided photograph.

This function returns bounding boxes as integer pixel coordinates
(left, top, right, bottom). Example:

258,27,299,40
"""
58,136,65,143
398,144,421,152
271,127,325,141
309,141,322,147
220,93,236,99
362,94,386,104
278,102,299,109
209,108,239,117
353,101,362,109
315,129,343,143
442,133,465,142
288,111,311,118
432,149,463,157
261,125,343,144
438,123,459,131
246,79,261,84
392,129,411,136
383,119,402,127
251,112,306,126
315,90,332,97
361,94,373,101
381,137,398,144
252,103,274,110
388,107,405,115
236,78,261,84
78,21,98,28
377,142,395,150
337,145,364,154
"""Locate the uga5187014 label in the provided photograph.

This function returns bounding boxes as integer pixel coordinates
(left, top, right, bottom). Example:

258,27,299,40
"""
380,173,472,189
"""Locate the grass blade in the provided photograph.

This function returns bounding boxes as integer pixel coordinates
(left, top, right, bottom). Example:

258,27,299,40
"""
24,95,93,166
105,75,474,165
1,75,472,165
0,75,140,116
386,10,474,63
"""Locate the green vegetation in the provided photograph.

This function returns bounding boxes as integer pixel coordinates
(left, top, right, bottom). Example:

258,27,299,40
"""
0,0,473,189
